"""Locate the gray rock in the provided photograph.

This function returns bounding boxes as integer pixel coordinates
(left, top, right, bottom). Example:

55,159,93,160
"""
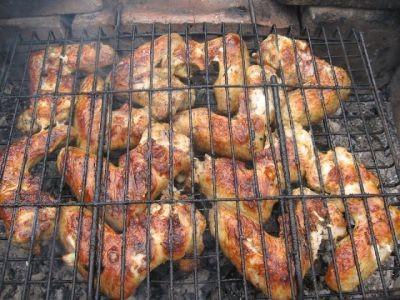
389,64,400,136
277,0,400,10
0,15,67,41
0,0,103,18
301,7,400,87
251,0,298,28
121,0,298,28
72,9,116,38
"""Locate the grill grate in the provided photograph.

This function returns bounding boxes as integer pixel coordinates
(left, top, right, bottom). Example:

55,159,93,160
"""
0,1,399,299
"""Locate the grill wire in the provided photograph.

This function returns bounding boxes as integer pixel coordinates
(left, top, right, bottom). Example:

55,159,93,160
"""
0,1,400,299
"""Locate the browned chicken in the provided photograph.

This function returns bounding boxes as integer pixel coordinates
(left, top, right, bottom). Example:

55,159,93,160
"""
195,150,279,222
173,107,265,161
269,125,400,292
191,33,250,115
18,42,115,133
111,34,202,121
262,124,316,185
258,34,351,126
0,125,75,251
57,123,190,231
74,74,149,153
173,65,280,161
59,195,206,299
17,75,74,133
209,191,332,299
306,147,400,292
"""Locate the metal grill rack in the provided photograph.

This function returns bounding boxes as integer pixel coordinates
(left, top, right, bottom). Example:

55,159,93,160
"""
0,1,400,299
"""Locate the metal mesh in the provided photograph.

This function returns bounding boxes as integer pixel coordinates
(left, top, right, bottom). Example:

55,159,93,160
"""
0,1,399,299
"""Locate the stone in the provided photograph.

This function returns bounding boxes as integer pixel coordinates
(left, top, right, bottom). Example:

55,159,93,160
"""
301,7,400,87
121,0,298,28
0,15,67,42
0,0,103,18
389,65,400,135
252,0,298,28
277,0,400,10
72,9,115,38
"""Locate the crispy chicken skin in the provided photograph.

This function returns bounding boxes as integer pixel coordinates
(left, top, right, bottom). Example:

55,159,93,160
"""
17,42,115,133
259,34,351,126
28,42,115,82
17,75,75,133
263,124,316,185
0,125,75,250
209,194,329,299
110,33,201,121
173,65,280,161
173,107,265,161
57,123,190,231
201,33,250,115
59,198,206,299
306,147,400,292
292,187,347,242
111,66,196,121
271,126,400,292
208,185,347,299
74,74,150,153
195,151,279,222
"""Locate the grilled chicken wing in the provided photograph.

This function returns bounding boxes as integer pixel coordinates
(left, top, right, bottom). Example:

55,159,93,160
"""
173,107,265,161
74,74,150,153
17,75,75,133
59,196,206,299
112,67,195,121
200,33,250,114
18,42,115,133
195,149,279,223
262,124,316,185
307,147,400,292
57,123,190,231
209,191,330,299
111,34,202,121
0,125,75,250
173,65,280,161
259,34,351,126
270,125,400,292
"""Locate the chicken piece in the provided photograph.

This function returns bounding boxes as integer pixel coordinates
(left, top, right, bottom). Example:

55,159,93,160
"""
195,151,279,223
204,33,250,114
17,42,115,133
281,58,351,126
173,65,280,161
173,107,265,161
189,33,250,115
0,125,75,250
262,124,316,185
209,193,328,299
243,64,280,123
114,33,200,79
292,188,347,242
74,74,150,153
271,126,400,292
304,147,400,292
112,67,195,121
28,42,115,84
111,33,203,121
255,120,400,292
259,34,351,126
57,123,190,231
59,198,206,299
17,75,74,133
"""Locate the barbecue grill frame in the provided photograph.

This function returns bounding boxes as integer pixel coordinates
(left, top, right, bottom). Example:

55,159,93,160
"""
0,0,399,299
